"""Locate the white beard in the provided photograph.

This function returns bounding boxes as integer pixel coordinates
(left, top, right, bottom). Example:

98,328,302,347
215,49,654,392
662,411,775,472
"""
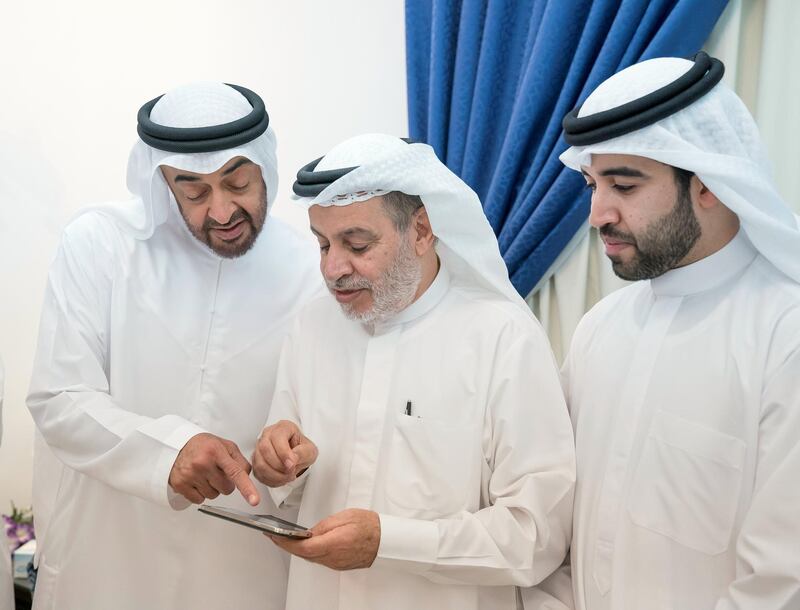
329,236,422,325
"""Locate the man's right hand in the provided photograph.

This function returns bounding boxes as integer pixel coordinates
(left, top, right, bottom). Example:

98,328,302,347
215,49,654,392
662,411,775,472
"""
253,420,318,487
169,432,260,506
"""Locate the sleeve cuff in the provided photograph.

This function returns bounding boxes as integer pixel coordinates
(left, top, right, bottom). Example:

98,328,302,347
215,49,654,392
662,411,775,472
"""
147,442,190,509
166,481,192,511
152,417,207,451
268,469,310,508
373,513,439,574
146,420,207,509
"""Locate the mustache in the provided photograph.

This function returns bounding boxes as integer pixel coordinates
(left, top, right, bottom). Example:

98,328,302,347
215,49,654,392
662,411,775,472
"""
203,209,249,231
599,224,636,244
326,275,372,291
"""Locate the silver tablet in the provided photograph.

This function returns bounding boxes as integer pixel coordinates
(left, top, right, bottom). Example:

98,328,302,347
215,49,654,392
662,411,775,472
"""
198,505,312,538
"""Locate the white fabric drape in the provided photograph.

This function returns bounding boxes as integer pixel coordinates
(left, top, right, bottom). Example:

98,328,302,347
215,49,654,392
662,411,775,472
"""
754,0,800,211
528,0,799,360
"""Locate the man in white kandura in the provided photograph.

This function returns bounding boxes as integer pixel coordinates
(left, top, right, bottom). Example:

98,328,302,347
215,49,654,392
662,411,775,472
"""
26,83,320,609
551,53,800,609
252,134,576,610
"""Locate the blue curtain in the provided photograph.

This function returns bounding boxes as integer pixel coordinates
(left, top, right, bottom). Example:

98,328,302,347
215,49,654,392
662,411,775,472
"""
406,0,729,296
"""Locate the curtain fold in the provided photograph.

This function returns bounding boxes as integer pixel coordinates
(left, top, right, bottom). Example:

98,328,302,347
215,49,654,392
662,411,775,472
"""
406,0,729,296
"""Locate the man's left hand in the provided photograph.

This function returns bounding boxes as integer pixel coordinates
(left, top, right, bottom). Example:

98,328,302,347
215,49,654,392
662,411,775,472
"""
268,508,380,571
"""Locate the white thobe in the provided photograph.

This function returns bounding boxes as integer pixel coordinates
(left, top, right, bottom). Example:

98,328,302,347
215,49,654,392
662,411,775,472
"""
0,358,14,610
564,231,800,610
27,207,321,610
268,266,576,610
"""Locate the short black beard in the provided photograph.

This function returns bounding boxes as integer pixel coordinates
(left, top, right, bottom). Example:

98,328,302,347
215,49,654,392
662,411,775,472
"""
180,197,267,259
601,185,702,281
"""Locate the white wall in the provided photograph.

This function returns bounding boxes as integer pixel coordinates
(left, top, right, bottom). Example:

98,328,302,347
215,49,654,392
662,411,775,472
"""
0,0,407,515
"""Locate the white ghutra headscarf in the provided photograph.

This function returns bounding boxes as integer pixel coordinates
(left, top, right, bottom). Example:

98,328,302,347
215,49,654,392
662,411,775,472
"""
293,133,530,312
83,82,280,240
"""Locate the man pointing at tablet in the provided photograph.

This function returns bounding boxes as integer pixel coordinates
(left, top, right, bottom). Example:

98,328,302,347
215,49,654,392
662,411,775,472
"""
26,82,320,610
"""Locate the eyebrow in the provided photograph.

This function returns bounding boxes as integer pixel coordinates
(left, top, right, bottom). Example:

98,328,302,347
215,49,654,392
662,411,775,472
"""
582,166,649,179
172,158,253,183
173,174,199,183
310,225,378,240
222,158,252,176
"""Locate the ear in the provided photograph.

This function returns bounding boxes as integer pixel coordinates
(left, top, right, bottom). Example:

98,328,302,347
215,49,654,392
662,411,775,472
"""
693,176,722,210
411,206,435,256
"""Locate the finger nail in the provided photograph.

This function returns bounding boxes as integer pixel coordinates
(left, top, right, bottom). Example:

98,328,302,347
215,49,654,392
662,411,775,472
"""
249,495,258,505
284,459,295,470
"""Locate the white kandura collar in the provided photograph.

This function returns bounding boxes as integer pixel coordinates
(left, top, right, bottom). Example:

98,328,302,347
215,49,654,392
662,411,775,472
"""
650,229,757,297
372,263,450,332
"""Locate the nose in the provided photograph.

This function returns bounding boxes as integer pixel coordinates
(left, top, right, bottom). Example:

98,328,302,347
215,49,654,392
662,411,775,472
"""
588,188,620,229
321,245,353,282
207,189,238,226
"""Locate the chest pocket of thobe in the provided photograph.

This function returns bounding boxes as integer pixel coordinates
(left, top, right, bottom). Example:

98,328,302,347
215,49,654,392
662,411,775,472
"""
384,413,480,519
627,410,746,555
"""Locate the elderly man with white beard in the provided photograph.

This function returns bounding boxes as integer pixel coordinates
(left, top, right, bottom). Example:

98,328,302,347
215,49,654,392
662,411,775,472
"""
252,134,576,610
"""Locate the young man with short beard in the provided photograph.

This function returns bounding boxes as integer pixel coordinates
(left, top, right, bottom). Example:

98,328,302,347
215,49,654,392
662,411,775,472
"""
543,54,800,610
252,134,576,610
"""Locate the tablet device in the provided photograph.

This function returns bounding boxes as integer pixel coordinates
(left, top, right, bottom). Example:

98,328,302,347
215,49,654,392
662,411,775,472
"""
198,505,312,538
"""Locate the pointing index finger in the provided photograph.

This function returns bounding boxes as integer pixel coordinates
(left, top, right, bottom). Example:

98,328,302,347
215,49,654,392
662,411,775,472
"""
216,444,260,506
